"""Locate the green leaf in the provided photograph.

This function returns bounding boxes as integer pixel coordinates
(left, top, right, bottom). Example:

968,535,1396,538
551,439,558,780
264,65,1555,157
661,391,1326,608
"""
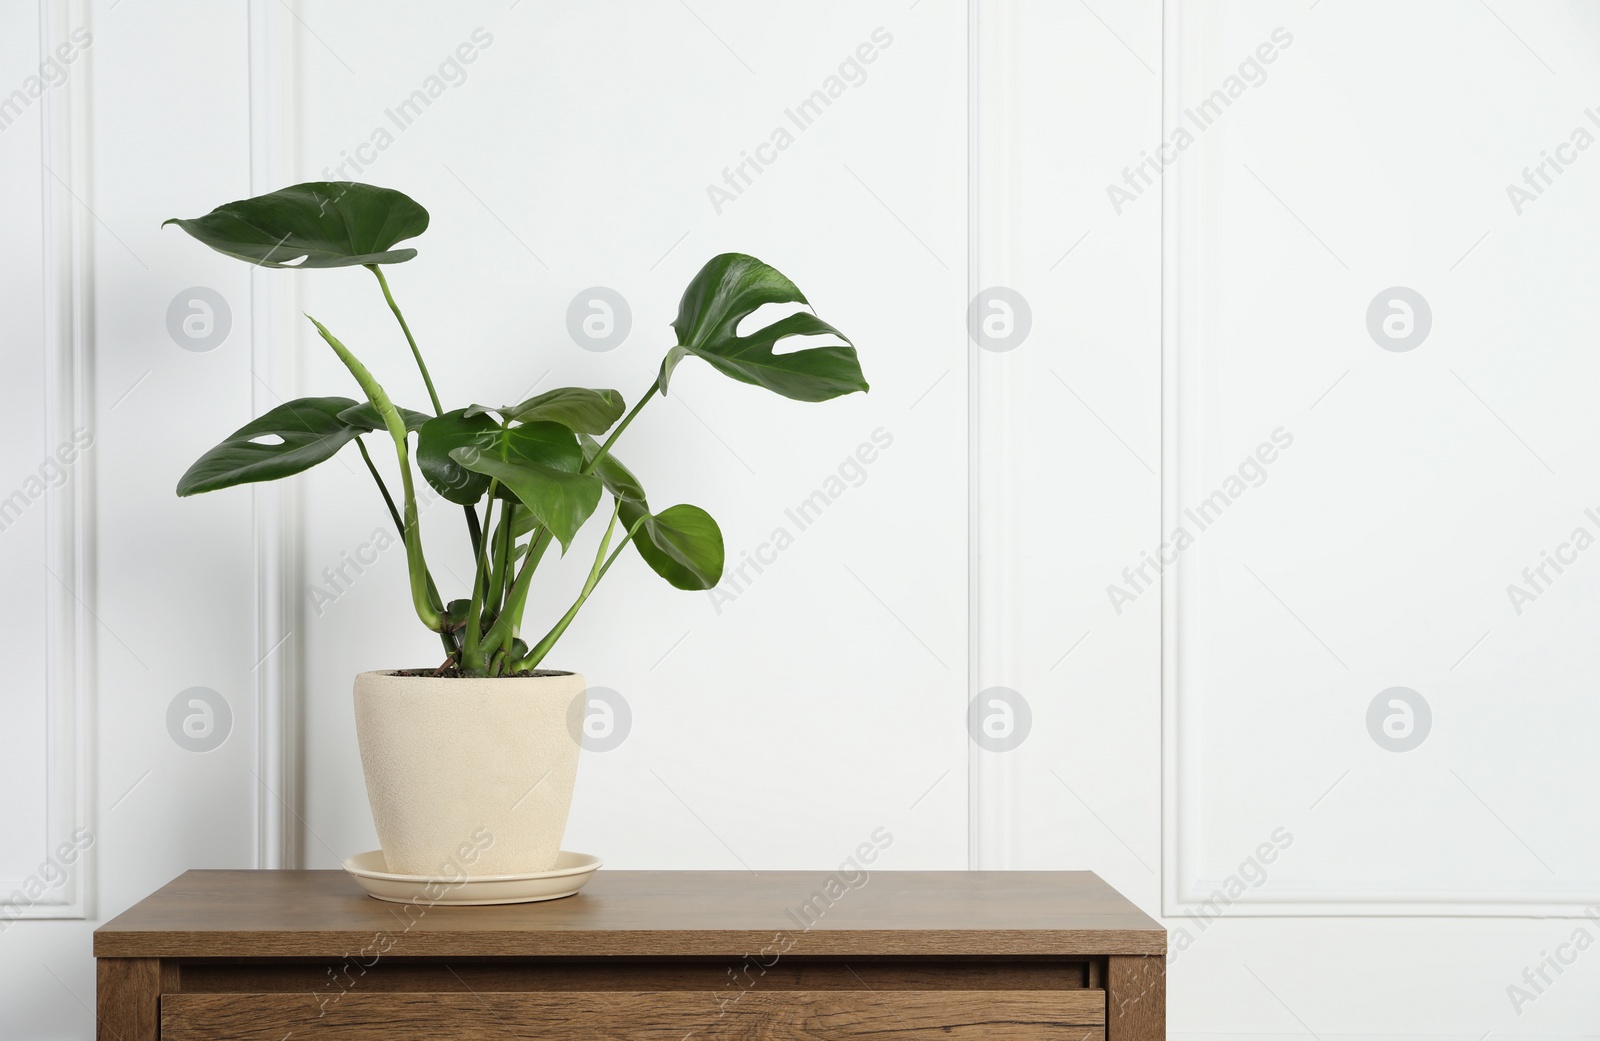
176,396,361,496
337,401,432,433
661,253,868,402
573,436,721,588
620,501,724,590
463,388,626,434
416,410,499,504
443,599,472,632
505,387,625,432
579,434,647,502
448,423,601,551
162,182,428,269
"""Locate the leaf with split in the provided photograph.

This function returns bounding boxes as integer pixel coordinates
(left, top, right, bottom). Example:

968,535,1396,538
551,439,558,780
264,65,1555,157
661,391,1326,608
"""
162,182,428,268
337,401,432,433
447,422,601,551
659,252,868,403
177,396,362,496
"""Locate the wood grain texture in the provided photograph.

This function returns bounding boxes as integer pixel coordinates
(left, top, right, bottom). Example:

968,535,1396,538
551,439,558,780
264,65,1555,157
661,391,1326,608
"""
181,956,1095,993
95,870,1166,959
1106,955,1165,1041
95,958,165,1041
161,989,1107,1040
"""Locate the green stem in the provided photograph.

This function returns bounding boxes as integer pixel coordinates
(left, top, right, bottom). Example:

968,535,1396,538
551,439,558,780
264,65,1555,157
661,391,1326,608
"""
503,511,517,610
462,483,499,673
308,314,442,631
520,503,637,670
582,379,659,475
362,434,453,663
367,265,485,576
367,265,443,415
487,503,515,622
463,503,484,567
355,437,404,535
359,436,448,621
482,527,549,657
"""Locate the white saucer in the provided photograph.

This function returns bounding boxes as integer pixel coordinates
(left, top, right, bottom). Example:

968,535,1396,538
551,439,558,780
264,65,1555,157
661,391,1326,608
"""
342,849,601,905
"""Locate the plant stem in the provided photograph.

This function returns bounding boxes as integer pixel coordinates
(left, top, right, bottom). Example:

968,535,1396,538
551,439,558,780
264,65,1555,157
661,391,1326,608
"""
356,437,451,643
482,527,549,658
517,539,632,671
463,502,483,565
355,436,404,535
499,373,659,669
462,483,499,673
466,376,663,669
367,265,442,415
308,314,442,631
582,379,659,475
520,503,638,669
487,503,514,622
507,372,662,667
367,265,486,573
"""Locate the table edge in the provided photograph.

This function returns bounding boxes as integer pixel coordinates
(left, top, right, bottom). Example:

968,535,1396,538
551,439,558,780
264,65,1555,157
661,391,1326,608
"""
94,927,1167,959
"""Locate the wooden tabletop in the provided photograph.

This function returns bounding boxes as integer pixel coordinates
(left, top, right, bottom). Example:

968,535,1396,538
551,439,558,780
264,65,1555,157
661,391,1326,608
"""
95,870,1165,959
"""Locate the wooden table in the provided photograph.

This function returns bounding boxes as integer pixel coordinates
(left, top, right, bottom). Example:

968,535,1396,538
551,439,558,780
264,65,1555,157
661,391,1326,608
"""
95,869,1165,1039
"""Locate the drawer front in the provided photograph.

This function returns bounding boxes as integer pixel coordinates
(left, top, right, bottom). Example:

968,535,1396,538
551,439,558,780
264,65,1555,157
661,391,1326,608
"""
162,988,1106,1039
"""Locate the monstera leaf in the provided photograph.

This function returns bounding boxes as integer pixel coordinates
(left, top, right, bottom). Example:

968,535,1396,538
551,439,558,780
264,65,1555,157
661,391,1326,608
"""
416,410,499,504
505,387,625,432
579,434,647,503
177,396,363,496
659,253,868,403
621,501,723,590
162,182,428,268
464,388,625,434
444,423,602,550
576,437,722,589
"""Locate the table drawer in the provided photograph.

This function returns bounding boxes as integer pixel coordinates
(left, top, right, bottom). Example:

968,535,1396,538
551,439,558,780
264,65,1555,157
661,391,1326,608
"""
162,988,1107,1039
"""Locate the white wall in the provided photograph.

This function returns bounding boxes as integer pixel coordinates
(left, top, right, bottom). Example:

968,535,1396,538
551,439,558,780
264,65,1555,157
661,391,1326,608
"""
2,0,1597,1037
1154,2,1600,1035
284,0,971,879
2,1,265,1039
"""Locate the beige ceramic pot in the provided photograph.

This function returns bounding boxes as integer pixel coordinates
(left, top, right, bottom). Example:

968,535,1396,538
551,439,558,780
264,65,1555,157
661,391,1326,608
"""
353,670,584,876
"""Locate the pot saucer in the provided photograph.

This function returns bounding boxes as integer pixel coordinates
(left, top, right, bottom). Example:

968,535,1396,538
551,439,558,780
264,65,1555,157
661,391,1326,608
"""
342,849,601,905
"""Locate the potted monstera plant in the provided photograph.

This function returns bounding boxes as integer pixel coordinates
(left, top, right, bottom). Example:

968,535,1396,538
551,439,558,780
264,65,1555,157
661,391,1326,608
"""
165,182,867,882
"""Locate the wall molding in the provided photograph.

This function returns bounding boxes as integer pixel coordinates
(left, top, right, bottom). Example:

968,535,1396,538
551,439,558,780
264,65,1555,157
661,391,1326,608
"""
8,0,95,920
247,0,301,871
967,0,1019,870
